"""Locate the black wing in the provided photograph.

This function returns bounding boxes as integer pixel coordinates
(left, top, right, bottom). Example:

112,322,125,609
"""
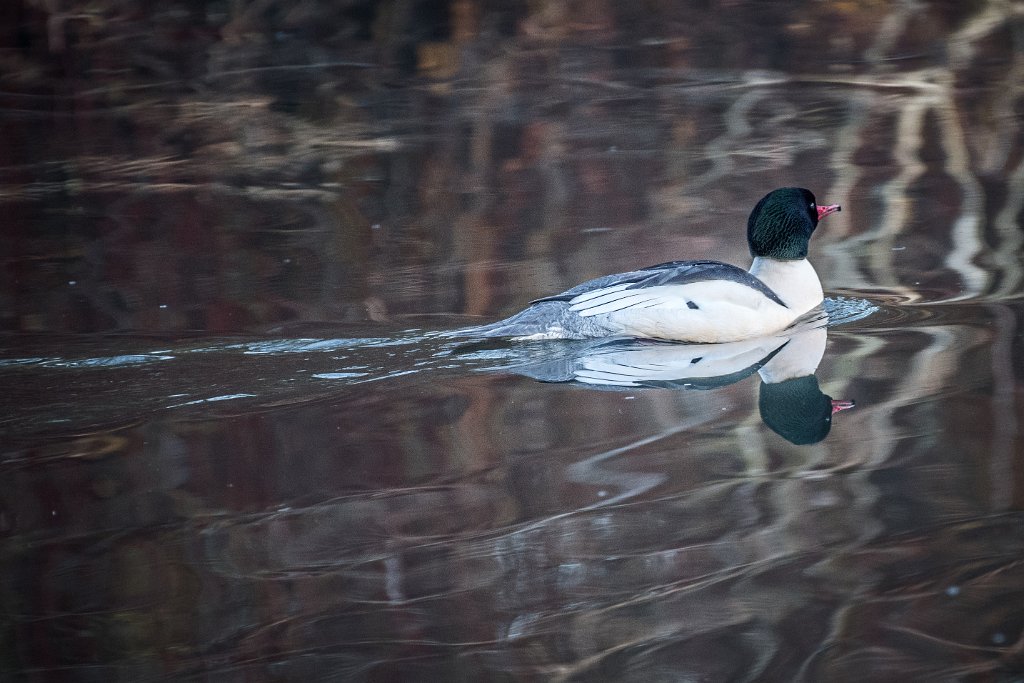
533,260,787,309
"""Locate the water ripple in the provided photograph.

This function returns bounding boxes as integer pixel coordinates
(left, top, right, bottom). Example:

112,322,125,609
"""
823,296,880,327
0,353,179,369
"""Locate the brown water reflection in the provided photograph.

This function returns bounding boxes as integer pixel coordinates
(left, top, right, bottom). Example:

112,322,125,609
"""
2,1,1024,681
4,306,1024,680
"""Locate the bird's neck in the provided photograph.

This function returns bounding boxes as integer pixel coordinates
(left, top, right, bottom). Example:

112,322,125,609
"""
748,257,824,312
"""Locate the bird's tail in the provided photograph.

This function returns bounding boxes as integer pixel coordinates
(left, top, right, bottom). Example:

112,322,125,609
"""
443,301,574,339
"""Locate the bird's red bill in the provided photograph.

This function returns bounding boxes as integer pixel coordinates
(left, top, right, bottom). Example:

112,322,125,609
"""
818,204,841,220
831,399,855,415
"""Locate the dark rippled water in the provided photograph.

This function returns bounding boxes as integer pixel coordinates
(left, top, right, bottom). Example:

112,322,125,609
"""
3,2,1024,681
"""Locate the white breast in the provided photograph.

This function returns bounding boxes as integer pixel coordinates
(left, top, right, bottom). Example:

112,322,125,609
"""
748,257,824,315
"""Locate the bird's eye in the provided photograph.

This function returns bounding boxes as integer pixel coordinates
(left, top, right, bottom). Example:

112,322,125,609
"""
810,202,816,209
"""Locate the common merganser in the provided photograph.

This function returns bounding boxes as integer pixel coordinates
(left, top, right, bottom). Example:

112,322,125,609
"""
461,187,840,343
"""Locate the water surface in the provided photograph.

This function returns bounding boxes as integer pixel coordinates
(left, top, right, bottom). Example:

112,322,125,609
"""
2,1,1024,680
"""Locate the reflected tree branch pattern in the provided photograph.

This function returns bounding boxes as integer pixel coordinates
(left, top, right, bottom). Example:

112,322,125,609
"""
1,0,1024,680
0,0,1020,327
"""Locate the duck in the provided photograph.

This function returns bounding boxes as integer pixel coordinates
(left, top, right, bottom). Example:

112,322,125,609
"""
459,187,840,343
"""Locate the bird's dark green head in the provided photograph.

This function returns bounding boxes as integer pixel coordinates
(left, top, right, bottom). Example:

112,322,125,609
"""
747,187,839,260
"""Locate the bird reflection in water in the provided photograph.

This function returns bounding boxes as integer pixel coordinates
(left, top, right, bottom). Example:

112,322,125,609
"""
461,316,854,445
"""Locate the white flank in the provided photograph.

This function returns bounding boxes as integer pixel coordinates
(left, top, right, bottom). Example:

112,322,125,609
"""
560,259,825,343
